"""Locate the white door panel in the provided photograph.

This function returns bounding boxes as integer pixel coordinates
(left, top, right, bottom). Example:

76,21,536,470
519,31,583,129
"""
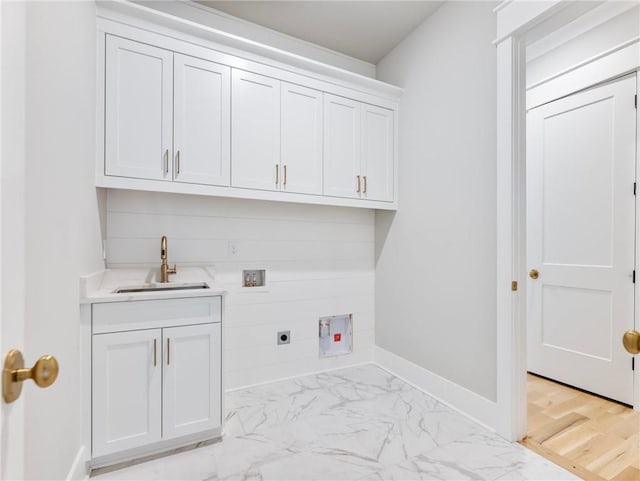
105,36,173,181
527,74,636,404
281,82,323,195
163,324,221,439
541,285,612,360
174,54,230,186
92,329,162,457
361,104,394,201
541,97,615,267
231,69,280,191
323,94,360,199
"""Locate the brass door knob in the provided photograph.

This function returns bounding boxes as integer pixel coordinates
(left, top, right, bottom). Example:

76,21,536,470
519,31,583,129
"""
529,269,539,279
3,349,59,403
623,330,640,355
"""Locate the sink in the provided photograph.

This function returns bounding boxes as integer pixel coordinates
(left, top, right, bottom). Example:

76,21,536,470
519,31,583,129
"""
114,282,210,294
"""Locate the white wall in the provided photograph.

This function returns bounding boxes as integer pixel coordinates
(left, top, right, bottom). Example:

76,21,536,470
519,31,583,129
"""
22,1,104,479
106,190,375,388
136,1,376,78
375,1,498,401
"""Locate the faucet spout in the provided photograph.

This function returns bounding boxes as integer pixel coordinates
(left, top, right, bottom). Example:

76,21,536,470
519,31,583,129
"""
160,235,176,283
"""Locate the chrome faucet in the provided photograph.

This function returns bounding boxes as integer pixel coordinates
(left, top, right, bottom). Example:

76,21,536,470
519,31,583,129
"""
160,235,177,283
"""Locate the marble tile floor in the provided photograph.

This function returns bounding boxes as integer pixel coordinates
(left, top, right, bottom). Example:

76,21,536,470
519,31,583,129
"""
92,364,579,481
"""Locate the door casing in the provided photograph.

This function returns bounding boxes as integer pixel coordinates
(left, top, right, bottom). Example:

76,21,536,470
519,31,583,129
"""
495,1,640,443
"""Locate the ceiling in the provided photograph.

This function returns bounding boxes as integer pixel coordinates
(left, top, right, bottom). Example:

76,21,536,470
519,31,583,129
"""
195,1,444,64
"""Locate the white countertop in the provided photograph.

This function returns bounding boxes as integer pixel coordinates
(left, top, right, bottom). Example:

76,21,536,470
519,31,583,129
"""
80,267,227,304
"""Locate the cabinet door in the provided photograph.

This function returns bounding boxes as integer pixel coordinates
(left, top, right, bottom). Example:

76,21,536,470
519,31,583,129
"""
361,104,394,201
92,329,162,457
231,70,281,191
163,323,221,440
105,36,173,181
323,94,361,199
281,82,323,195
174,54,231,186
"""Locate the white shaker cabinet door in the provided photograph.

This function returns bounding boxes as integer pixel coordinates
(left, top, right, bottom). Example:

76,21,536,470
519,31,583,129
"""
92,329,162,457
361,104,394,201
281,82,323,195
174,54,231,186
231,69,281,191
162,323,222,440
105,36,173,181
323,94,361,199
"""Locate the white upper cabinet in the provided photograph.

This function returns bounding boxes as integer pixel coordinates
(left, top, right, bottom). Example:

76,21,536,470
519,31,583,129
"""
280,82,323,195
98,22,400,209
231,70,281,191
173,54,231,186
323,95,395,201
105,36,173,181
323,94,361,199
361,104,394,202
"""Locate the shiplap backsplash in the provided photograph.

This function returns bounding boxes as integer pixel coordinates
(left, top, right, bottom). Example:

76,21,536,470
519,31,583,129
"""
106,190,375,389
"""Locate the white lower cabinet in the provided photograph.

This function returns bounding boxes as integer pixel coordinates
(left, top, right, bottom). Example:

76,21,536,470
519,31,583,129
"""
92,329,162,457
163,323,221,439
91,297,222,460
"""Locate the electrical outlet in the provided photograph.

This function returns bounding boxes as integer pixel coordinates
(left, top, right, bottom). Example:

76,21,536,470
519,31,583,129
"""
228,241,238,256
277,331,290,345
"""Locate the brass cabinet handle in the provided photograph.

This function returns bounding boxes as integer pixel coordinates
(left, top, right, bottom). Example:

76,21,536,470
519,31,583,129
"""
529,269,539,280
164,149,169,174
275,164,279,185
3,350,59,403
283,165,287,186
153,339,157,367
623,330,640,355
167,338,170,365
356,175,361,193
176,150,181,176
363,176,367,194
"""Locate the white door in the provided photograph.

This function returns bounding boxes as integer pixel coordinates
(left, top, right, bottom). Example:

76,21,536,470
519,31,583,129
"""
281,82,323,195
92,329,162,457
323,94,361,199
105,36,173,181
527,75,636,404
174,54,230,187
162,323,221,440
1,2,26,477
361,104,394,202
231,69,281,191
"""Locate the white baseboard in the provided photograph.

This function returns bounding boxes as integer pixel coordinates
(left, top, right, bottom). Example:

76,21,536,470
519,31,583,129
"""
66,445,88,481
373,346,499,432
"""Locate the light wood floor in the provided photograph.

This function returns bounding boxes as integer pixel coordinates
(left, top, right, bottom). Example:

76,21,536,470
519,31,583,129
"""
521,374,640,481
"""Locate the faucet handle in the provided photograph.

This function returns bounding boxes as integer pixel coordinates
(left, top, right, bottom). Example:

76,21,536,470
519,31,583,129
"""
169,264,177,275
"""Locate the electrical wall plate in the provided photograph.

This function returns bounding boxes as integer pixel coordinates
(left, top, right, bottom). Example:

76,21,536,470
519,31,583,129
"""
277,330,290,345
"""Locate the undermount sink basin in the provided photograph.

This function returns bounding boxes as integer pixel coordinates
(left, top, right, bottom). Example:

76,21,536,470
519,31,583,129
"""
114,282,210,294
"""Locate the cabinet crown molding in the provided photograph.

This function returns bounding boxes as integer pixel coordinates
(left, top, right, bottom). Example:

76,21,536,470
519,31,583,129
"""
97,0,403,100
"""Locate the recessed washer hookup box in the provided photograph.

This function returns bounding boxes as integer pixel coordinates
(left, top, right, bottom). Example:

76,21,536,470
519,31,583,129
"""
319,314,353,358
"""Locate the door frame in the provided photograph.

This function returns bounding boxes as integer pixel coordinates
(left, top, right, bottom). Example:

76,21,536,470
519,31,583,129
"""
495,0,640,442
